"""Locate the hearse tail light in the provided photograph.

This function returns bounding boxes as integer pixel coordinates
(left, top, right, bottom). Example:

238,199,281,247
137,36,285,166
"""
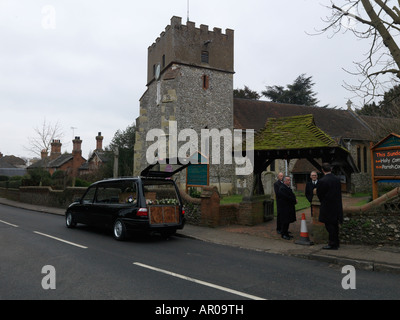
137,208,148,217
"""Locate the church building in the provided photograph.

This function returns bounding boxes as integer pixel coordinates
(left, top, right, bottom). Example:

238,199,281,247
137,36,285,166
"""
134,16,400,194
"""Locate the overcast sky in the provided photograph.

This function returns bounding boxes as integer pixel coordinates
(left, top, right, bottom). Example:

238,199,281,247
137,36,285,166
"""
0,0,371,160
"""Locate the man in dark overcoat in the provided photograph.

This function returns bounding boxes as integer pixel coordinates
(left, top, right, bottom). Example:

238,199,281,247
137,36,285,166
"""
317,163,343,250
273,172,284,234
305,171,318,216
277,176,297,240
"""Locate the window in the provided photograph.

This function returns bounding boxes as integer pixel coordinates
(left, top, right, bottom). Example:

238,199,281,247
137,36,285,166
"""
202,75,209,90
201,51,209,63
363,146,368,173
96,187,121,204
143,180,179,206
82,187,96,204
162,54,166,68
95,181,137,205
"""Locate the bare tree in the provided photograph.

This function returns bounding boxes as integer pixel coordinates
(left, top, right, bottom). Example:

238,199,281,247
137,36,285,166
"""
317,1,400,102
25,118,64,157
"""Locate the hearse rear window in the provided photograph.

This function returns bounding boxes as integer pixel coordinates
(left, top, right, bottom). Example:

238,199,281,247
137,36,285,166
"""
142,180,179,206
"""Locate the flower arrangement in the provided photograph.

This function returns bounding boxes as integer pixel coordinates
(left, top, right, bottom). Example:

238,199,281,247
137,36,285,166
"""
146,198,179,205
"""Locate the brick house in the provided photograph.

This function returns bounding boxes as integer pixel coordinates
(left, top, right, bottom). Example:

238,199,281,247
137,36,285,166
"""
79,132,111,175
28,137,86,178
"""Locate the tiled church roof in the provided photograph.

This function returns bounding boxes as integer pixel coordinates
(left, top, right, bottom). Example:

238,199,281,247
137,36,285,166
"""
234,98,374,141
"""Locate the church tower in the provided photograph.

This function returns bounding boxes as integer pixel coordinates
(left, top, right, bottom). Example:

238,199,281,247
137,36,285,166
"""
134,16,235,193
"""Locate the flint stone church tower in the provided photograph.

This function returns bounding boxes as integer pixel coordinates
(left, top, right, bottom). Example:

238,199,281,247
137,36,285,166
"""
134,16,236,193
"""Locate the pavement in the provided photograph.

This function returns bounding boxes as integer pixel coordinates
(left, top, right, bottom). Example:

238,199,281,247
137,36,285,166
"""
1,197,400,274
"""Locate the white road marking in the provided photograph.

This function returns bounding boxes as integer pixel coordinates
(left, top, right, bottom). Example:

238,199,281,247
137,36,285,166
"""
33,231,88,249
0,219,19,228
133,262,266,300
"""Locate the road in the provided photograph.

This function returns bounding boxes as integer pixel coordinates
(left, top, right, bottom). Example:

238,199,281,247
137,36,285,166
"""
1,204,400,303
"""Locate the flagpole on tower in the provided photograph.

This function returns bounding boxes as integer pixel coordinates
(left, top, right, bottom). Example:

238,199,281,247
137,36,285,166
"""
187,0,190,22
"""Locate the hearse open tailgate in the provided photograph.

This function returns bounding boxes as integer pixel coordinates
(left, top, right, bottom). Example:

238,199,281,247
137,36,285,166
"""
148,205,180,225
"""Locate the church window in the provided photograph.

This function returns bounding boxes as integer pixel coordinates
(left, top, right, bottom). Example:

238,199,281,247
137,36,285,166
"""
363,146,368,173
201,51,209,63
202,75,209,90
357,146,361,171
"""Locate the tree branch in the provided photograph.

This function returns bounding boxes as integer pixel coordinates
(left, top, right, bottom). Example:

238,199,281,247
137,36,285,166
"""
332,3,373,26
374,0,400,24
361,0,400,73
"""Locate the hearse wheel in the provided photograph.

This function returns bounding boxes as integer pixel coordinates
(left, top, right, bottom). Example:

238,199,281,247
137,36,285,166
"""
113,219,127,241
66,212,77,228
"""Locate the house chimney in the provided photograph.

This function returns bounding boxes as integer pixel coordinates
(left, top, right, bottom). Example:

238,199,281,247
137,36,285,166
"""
72,136,82,156
96,132,103,151
50,139,62,160
41,149,48,160
71,136,85,182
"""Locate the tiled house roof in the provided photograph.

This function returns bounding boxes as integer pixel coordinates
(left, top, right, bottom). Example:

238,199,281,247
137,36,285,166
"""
29,154,74,170
0,158,16,169
0,155,26,168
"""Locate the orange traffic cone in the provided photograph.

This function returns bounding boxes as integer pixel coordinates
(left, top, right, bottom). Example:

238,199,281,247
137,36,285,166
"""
295,213,314,246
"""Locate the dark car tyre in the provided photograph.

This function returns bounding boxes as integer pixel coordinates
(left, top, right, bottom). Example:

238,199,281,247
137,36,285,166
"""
66,212,77,228
113,219,127,241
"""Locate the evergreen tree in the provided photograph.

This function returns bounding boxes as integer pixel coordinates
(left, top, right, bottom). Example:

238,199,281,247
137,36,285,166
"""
357,85,400,118
233,85,260,100
109,123,136,177
262,74,321,107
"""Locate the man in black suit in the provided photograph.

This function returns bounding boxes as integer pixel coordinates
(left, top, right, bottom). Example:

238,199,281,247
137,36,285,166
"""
317,163,343,250
273,172,284,234
305,171,318,216
277,176,297,240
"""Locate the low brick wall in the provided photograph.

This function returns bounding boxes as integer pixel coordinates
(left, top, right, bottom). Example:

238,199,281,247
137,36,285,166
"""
0,187,20,202
0,186,87,209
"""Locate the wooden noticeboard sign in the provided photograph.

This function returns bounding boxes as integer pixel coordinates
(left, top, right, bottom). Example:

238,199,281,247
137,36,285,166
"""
373,149,400,176
186,152,209,190
371,133,400,199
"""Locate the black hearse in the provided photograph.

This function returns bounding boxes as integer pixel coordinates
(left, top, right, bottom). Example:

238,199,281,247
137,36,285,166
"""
65,160,190,240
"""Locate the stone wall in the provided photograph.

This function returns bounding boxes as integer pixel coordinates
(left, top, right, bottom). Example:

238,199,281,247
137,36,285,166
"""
340,188,400,245
341,209,400,245
312,188,400,245
0,186,87,209
134,63,235,194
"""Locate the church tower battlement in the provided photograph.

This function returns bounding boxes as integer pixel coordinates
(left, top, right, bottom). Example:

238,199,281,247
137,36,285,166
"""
147,16,234,84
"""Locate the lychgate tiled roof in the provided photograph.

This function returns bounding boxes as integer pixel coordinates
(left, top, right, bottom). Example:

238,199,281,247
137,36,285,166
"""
253,114,341,151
